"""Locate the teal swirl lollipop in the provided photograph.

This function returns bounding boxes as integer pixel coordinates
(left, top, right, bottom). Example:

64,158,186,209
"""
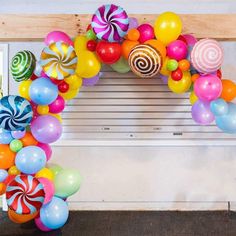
11,50,36,82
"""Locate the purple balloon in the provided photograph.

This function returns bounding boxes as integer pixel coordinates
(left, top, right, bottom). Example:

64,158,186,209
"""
11,129,26,139
192,100,215,125
159,74,168,84
31,115,62,144
82,73,100,86
128,17,139,30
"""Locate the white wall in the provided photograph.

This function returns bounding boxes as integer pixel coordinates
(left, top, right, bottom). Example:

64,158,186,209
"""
2,0,236,210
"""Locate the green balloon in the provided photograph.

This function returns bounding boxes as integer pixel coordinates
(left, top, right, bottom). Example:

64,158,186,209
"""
48,164,63,176
86,29,97,40
110,57,130,74
10,139,23,152
54,169,82,198
167,59,178,72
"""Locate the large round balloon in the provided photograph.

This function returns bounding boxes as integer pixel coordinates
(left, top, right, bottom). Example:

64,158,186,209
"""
6,175,45,214
91,4,129,42
0,95,33,131
128,44,162,78
40,42,77,80
0,144,15,169
11,50,36,82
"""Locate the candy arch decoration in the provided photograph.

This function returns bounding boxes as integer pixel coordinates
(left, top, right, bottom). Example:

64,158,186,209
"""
0,3,236,231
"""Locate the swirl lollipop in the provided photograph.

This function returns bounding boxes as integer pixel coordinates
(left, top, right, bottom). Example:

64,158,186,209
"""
0,95,33,131
91,4,129,42
11,50,36,82
6,175,45,214
190,39,223,74
40,42,77,80
128,44,162,78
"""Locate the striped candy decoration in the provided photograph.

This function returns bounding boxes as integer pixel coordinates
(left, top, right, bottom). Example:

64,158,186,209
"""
128,44,162,78
6,175,45,214
190,39,224,74
11,50,36,82
40,42,77,80
0,95,33,131
91,4,129,42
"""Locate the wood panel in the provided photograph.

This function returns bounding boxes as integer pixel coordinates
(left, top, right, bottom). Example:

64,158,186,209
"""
0,14,236,41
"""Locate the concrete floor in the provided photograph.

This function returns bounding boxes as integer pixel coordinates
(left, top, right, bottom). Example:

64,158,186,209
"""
0,211,236,236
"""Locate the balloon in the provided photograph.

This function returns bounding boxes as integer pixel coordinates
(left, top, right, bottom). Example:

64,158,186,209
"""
29,77,58,105
154,12,182,45
86,40,97,51
37,143,52,161
45,31,73,46
128,17,139,30
168,71,192,93
167,59,178,72
137,24,154,43
0,182,6,195
34,62,43,77
191,100,215,125
159,74,168,84
210,99,229,116
178,59,190,71
145,39,167,61
86,29,97,40
11,129,26,139
54,169,82,198
65,74,83,90
74,35,89,52
38,178,55,204
0,128,13,144
37,105,49,115
31,115,62,144
40,196,69,229
0,144,15,169
171,68,183,81
15,146,46,174
49,95,65,114
160,57,171,76
0,169,8,182
48,164,63,176
189,91,198,105
8,165,20,175
127,29,140,41
181,34,197,46
35,168,54,181
18,80,32,100
121,40,139,59
76,51,101,78
8,208,38,224
58,81,69,93
10,139,23,152
220,79,236,102
83,73,100,86
194,75,222,102
20,132,38,146
35,217,52,232
60,88,79,100
110,57,130,74
167,40,188,61
49,113,62,123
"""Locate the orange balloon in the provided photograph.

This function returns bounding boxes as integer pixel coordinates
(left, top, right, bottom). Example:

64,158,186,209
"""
0,144,16,169
127,29,140,41
21,132,38,146
178,59,190,71
121,40,139,59
191,73,200,83
220,79,236,102
145,39,167,61
8,209,38,224
0,183,6,195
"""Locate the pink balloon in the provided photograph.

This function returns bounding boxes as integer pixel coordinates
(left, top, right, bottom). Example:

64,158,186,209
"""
137,24,154,43
194,74,222,102
182,34,197,46
37,143,52,161
49,95,65,114
45,31,73,46
35,217,52,232
38,177,55,204
167,40,188,61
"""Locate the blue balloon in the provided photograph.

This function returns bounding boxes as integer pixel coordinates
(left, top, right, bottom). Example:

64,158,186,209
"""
15,146,46,174
0,128,13,144
0,169,8,182
29,77,58,105
210,99,229,116
40,196,69,229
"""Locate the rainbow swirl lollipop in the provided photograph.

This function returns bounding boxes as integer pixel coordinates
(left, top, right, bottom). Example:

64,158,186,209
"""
40,42,77,80
6,175,45,214
91,4,129,42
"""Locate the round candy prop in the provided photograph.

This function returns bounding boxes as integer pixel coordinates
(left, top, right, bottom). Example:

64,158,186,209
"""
11,51,36,82
128,44,162,78
6,175,45,214
190,39,223,74
40,42,77,80
0,96,33,131
91,4,129,42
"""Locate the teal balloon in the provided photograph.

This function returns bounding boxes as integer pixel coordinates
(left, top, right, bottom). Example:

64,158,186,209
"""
54,169,82,198
210,99,228,116
110,57,130,73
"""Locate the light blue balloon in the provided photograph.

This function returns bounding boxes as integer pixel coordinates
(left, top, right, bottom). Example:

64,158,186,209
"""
210,99,229,116
29,77,58,105
15,146,46,174
0,169,8,182
0,128,13,144
40,196,69,229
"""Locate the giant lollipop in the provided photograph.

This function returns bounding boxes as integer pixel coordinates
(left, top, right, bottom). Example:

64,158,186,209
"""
91,4,129,42
6,175,45,214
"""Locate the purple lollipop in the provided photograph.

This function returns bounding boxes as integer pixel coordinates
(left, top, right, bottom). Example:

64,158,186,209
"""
91,4,129,42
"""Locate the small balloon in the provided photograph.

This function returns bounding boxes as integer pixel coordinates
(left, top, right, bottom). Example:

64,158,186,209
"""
128,17,139,30
110,57,130,74
45,31,73,46
210,98,229,116
83,73,100,86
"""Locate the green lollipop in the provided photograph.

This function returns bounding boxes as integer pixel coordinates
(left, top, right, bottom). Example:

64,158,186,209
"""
11,50,36,82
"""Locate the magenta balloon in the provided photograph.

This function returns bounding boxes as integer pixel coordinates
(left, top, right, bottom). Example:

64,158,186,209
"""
137,24,154,43
31,115,62,144
38,178,55,204
35,217,52,232
191,100,215,125
37,143,52,161
49,95,65,114
194,75,222,102
128,17,139,30
44,31,73,46
82,73,100,86
182,34,197,46
167,40,188,61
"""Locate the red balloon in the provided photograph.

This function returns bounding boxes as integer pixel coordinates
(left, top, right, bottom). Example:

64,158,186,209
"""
58,81,69,93
171,68,183,81
217,69,222,79
96,41,122,64
87,40,97,51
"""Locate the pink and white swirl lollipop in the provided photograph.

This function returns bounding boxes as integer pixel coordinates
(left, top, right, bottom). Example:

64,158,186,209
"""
190,39,223,74
91,4,129,42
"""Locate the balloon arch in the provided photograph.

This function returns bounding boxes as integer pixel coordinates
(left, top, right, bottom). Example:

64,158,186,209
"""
0,3,235,231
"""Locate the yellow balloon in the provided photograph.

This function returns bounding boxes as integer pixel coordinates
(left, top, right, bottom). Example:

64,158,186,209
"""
190,91,198,105
37,105,49,115
18,80,32,100
8,166,20,175
65,74,82,90
74,35,88,53
60,88,80,100
35,168,54,181
154,12,182,45
76,51,101,78
168,71,192,94
160,57,170,76
49,113,62,123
